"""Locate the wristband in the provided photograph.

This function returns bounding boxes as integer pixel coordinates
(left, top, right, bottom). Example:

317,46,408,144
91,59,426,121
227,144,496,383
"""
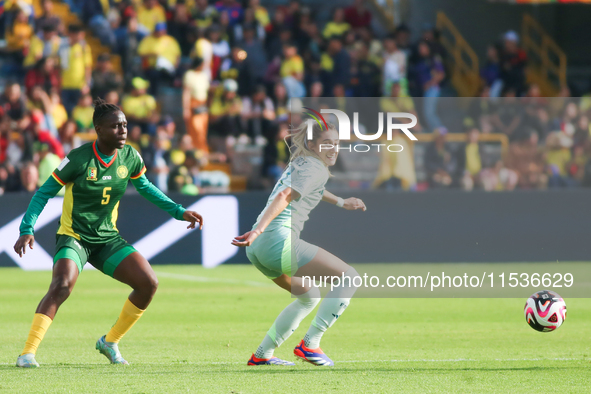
336,197,345,208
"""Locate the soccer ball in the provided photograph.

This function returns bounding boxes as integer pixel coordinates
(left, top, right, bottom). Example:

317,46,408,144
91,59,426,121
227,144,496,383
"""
524,290,567,332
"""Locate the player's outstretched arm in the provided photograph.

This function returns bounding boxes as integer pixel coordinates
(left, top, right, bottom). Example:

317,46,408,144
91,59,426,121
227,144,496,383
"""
322,190,367,211
14,176,64,257
131,174,203,229
232,187,292,247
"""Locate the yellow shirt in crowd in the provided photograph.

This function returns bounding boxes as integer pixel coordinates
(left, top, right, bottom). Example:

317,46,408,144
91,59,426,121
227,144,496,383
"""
51,103,68,129
323,22,350,39
137,5,166,33
280,55,304,78
137,34,181,67
24,35,61,67
254,6,270,29
6,22,33,51
61,42,92,89
465,143,482,176
183,69,210,102
122,94,157,119
72,105,95,130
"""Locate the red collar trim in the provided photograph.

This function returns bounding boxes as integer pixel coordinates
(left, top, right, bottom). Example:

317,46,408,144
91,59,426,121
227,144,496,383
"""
92,141,117,167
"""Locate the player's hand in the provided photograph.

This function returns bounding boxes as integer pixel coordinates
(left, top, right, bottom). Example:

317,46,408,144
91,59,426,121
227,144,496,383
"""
14,234,35,258
231,229,261,247
343,197,366,211
183,210,203,230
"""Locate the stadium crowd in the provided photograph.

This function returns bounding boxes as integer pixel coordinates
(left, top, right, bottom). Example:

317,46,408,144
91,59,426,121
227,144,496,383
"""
0,0,590,194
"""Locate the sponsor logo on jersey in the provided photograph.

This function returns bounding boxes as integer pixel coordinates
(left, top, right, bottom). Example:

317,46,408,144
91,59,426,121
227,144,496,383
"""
102,176,112,180
117,165,128,179
87,167,98,181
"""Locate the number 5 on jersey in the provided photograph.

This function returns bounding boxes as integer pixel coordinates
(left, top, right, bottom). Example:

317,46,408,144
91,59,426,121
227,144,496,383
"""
102,187,112,205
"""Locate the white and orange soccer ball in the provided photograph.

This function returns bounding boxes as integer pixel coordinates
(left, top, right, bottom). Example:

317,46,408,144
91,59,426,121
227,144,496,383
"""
524,290,567,332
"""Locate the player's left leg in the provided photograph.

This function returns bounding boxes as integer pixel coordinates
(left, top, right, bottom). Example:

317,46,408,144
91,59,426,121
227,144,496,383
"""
293,248,360,366
248,275,320,366
96,252,158,364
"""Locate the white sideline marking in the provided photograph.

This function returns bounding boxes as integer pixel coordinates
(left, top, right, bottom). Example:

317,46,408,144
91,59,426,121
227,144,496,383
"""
155,271,275,288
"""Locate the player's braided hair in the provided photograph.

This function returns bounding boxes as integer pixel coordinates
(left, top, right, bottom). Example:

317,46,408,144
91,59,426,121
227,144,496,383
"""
92,98,120,126
286,121,336,171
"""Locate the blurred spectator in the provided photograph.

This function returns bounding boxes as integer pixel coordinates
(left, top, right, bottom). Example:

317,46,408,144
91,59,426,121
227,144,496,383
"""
25,57,60,96
59,120,79,155
49,89,68,131
209,79,242,153
320,37,351,96
458,127,483,190
481,45,502,97
383,33,407,96
413,40,444,131
262,121,289,182
183,57,211,152
137,0,166,34
169,2,194,56
19,162,39,193
122,77,158,135
234,8,265,43
105,90,120,106
425,128,458,188
250,0,271,32
0,82,27,127
115,17,146,82
35,142,62,192
35,0,61,33
344,0,372,30
81,0,115,48
241,84,275,143
500,30,527,96
373,127,417,191
380,82,422,132
5,6,33,66
239,24,267,94
480,160,518,191
545,132,576,188
350,41,380,97
191,27,214,79
91,54,123,100
194,0,220,29
137,22,181,94
145,130,172,192
281,42,305,98
59,24,92,116
506,131,547,189
215,0,244,27
323,8,350,39
24,22,62,68
491,89,527,141
72,94,95,132
210,25,231,79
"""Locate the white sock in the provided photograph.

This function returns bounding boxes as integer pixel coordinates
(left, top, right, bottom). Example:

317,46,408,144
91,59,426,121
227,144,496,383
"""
304,267,359,349
255,287,321,359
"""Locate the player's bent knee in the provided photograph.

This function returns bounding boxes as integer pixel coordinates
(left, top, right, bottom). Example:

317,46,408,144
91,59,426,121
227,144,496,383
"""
49,278,74,301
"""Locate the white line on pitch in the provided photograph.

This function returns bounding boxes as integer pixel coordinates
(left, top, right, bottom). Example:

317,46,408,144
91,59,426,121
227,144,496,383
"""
155,271,275,288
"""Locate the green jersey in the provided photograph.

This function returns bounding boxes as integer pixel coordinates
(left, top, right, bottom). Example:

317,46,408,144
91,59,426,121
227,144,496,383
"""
50,141,147,243
254,155,329,236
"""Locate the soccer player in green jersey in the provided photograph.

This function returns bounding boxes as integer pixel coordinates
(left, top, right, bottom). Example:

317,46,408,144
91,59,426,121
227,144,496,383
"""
14,99,204,368
232,121,366,366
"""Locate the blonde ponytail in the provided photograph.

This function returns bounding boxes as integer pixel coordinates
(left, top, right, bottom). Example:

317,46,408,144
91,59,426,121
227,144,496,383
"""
285,120,336,163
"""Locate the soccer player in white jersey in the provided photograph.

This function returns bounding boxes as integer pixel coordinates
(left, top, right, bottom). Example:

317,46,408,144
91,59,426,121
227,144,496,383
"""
232,121,366,366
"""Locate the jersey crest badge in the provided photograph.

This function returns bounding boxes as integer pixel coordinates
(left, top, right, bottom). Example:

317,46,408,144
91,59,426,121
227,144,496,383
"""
87,167,98,181
117,165,128,179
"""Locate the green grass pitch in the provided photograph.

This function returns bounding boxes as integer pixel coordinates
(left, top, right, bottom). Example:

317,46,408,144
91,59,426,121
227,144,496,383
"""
1,264,590,393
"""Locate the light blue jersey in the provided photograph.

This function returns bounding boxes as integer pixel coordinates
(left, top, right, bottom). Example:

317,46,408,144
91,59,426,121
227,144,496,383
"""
253,155,329,237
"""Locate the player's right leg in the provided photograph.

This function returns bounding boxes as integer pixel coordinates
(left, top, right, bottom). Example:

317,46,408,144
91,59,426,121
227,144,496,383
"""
292,248,360,366
245,232,321,366
17,256,80,368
